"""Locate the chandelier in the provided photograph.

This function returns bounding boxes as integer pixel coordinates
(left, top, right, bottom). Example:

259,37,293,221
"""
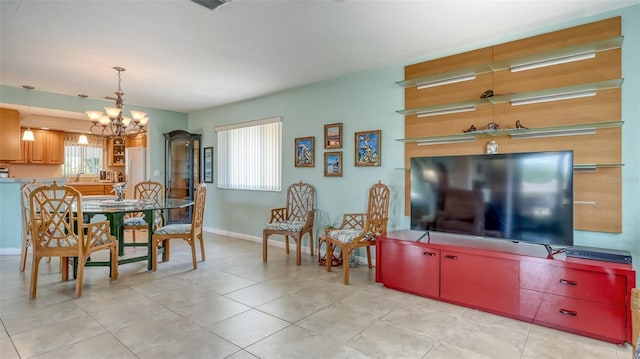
85,66,148,139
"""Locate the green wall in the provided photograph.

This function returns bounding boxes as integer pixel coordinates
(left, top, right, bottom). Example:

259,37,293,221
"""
189,5,640,265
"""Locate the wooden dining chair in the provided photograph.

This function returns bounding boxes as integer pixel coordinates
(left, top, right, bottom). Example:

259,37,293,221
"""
151,183,207,271
263,181,315,265
29,182,118,298
321,181,390,284
123,180,164,242
20,181,44,272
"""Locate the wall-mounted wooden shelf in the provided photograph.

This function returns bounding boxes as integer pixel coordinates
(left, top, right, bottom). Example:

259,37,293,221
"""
396,36,623,89
397,79,623,116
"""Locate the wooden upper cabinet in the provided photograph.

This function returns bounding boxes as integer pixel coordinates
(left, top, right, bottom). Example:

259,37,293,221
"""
16,129,64,165
125,136,146,148
0,108,21,161
46,131,64,164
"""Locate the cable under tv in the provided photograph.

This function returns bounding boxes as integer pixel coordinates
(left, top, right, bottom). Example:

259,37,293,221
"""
565,245,632,264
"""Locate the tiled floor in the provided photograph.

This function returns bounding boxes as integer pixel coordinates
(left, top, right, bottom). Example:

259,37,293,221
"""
0,232,633,358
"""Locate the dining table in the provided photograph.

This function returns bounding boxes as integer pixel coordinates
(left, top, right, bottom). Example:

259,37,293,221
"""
81,197,194,270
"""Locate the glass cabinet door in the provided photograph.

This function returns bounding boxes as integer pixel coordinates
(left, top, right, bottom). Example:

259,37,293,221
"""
164,130,201,224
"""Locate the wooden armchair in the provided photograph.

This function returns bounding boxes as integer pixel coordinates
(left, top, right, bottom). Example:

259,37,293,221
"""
123,180,164,243
151,183,207,271
322,181,390,284
263,181,315,265
318,213,365,266
29,182,118,298
20,181,44,272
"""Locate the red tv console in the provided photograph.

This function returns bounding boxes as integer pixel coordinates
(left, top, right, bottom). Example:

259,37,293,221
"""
376,230,636,344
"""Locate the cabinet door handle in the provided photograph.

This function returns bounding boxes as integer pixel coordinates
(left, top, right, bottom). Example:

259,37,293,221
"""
444,255,458,260
423,252,436,257
559,309,578,316
559,279,577,286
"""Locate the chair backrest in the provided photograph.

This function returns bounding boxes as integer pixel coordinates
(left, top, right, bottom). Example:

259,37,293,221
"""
366,182,390,237
286,181,315,222
29,182,83,254
21,181,44,237
133,180,164,203
191,183,207,237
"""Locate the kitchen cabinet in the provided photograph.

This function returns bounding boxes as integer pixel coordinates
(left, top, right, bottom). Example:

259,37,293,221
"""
0,108,21,161
15,129,64,165
125,136,146,148
107,138,126,167
67,183,114,196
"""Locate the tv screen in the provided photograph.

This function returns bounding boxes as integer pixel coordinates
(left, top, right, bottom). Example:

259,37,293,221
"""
410,151,574,247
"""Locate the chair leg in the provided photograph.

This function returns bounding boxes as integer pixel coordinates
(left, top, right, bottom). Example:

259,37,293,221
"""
110,246,119,280
309,231,314,257
20,239,29,272
190,238,198,270
163,240,171,262
198,234,206,262
295,236,301,266
366,246,373,268
342,247,351,285
263,232,269,262
75,256,86,298
285,235,290,254
61,257,69,281
325,241,333,272
29,255,41,299
132,229,137,243
151,238,159,271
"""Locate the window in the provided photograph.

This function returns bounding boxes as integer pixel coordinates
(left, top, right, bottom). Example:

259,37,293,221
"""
216,116,282,191
62,134,104,177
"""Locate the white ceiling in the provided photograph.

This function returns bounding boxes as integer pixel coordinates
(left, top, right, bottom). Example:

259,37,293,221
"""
1,0,638,114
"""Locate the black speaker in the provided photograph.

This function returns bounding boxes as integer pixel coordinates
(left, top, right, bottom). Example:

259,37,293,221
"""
565,245,632,264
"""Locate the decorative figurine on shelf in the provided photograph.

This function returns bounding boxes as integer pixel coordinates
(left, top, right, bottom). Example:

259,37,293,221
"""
112,181,127,202
515,120,528,129
486,140,498,154
463,124,477,133
480,89,494,98
485,122,500,131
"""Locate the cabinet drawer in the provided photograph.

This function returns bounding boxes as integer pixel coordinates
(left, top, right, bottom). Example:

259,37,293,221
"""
520,261,625,305
520,289,626,343
377,240,440,298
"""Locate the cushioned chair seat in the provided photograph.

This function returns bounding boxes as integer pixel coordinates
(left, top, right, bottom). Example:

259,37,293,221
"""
123,216,163,226
154,224,192,235
264,221,305,232
326,229,375,244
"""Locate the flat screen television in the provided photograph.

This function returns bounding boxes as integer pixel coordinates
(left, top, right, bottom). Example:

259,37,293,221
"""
410,150,574,247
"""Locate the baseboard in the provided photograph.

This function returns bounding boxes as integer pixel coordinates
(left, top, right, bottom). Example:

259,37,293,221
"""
0,248,22,255
203,226,375,266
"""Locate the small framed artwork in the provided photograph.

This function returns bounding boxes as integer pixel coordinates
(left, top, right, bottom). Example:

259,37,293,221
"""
295,136,315,167
355,130,381,167
324,122,342,149
324,151,342,177
203,147,214,183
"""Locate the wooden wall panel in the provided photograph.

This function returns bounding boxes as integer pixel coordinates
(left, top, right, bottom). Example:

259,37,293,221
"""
492,17,621,61
494,50,621,94
574,168,622,232
405,47,492,79
405,73,493,109
492,89,621,128
401,17,622,233
405,106,493,138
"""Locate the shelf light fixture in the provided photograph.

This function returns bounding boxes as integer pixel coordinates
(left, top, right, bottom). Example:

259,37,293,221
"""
511,90,596,107
416,105,476,117
510,128,596,140
416,74,476,89
416,136,476,146
510,51,596,73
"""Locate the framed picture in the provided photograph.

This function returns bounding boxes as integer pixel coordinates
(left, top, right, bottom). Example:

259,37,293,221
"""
295,136,315,167
324,151,342,177
203,147,214,183
355,130,381,167
324,122,342,149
